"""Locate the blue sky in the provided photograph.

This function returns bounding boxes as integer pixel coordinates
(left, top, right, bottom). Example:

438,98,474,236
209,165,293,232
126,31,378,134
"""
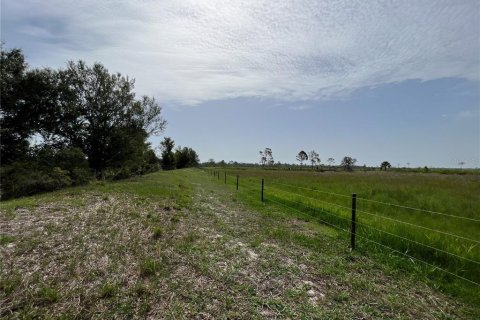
2,0,479,167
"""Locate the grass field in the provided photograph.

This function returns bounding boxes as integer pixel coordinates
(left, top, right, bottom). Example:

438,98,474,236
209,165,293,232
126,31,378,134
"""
1,168,479,318
208,167,480,302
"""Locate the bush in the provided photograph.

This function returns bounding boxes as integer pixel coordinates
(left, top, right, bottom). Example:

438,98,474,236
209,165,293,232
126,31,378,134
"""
70,168,93,186
0,147,93,200
1,164,72,199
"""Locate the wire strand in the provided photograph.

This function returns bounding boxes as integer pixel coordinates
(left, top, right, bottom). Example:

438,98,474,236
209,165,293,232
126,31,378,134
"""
356,208,480,244
356,197,480,222
216,173,480,245
266,196,351,234
355,221,480,265
229,173,479,222
210,171,480,285
269,181,352,198
266,184,352,211
265,191,480,265
354,233,480,287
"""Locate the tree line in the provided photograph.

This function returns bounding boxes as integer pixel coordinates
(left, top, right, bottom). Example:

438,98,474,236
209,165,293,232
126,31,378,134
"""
159,137,199,170
0,46,198,199
258,148,394,172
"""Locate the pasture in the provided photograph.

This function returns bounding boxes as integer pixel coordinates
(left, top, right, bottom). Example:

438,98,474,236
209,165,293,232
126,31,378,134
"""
209,167,480,302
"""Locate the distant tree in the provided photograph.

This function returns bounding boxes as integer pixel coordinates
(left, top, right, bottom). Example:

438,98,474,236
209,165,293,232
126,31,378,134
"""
207,158,215,166
160,137,175,170
174,146,199,169
458,161,465,169
308,150,320,168
259,152,265,166
296,150,308,166
380,161,391,171
341,156,357,171
218,160,226,166
259,148,274,166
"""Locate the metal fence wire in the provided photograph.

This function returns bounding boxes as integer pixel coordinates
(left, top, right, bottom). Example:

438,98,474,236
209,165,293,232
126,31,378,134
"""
206,169,480,287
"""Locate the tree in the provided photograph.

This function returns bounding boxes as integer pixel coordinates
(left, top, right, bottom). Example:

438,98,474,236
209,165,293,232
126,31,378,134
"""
0,47,53,164
308,150,320,168
341,156,357,171
0,46,166,198
259,148,274,166
380,161,391,171
296,150,308,166
160,137,175,170
259,151,266,166
174,146,199,169
458,161,465,169
51,61,166,175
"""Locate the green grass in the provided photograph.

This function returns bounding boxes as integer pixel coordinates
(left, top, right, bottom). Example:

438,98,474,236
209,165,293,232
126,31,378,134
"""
1,168,479,318
98,282,120,298
207,167,480,304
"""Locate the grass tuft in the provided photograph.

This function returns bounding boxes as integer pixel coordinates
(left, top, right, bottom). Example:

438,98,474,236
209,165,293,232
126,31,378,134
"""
36,286,60,304
152,226,163,239
140,258,161,277
98,281,119,298
0,234,15,245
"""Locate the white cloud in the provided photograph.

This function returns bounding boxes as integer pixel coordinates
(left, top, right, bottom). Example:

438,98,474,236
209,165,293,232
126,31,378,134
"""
457,109,479,118
3,0,480,105
288,105,312,111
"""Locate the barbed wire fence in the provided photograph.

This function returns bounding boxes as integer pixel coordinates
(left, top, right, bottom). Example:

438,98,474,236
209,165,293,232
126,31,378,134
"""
205,168,480,287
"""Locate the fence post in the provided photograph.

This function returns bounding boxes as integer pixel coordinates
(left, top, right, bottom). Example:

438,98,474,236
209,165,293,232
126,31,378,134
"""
351,193,357,250
236,175,239,190
261,178,264,202
217,171,220,180
224,171,227,184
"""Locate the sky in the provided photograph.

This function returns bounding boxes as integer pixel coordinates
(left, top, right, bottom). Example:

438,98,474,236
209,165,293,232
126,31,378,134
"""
2,0,479,167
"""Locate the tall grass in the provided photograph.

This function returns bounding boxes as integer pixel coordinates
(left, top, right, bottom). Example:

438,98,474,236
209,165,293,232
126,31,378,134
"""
207,167,480,299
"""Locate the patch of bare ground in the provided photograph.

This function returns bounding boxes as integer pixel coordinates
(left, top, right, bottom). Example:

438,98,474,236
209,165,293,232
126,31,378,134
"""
0,174,477,319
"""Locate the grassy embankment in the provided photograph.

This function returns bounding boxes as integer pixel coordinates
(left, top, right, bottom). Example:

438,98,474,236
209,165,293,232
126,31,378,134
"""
1,168,479,318
208,167,480,303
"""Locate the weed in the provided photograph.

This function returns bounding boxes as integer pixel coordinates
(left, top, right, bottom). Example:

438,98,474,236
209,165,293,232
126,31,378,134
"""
98,281,119,298
140,258,160,277
0,272,22,295
333,291,349,303
0,234,15,245
36,286,60,304
132,282,149,296
152,226,163,239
